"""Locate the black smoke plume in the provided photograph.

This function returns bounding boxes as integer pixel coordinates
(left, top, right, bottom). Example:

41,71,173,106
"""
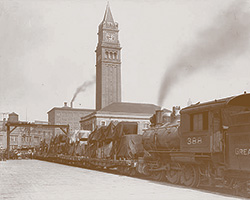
71,76,95,106
158,1,250,106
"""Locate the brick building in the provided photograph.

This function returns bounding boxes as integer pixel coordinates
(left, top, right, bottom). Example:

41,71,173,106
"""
47,102,94,135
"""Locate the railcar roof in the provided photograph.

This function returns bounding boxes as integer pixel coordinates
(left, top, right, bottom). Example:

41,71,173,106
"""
181,93,250,113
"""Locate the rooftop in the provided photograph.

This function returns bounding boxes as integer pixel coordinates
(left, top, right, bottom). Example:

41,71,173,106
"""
99,102,161,114
47,106,95,114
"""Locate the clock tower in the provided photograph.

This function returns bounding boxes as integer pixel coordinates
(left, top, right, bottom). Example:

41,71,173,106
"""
96,3,122,110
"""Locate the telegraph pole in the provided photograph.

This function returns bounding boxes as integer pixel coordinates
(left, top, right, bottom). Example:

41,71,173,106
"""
6,125,10,159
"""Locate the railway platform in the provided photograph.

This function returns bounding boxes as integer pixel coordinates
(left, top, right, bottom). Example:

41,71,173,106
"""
0,160,242,200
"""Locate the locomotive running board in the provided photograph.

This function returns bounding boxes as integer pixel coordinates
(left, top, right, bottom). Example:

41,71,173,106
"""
170,152,210,163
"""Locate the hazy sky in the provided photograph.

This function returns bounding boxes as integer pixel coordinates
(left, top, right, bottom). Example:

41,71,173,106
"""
0,0,249,121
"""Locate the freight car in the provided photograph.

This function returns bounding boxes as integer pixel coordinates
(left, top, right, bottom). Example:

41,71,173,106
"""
36,92,250,197
138,92,250,196
37,121,144,175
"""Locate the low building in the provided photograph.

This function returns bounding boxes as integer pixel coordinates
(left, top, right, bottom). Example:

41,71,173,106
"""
0,115,53,150
80,102,161,135
48,102,95,136
30,121,53,145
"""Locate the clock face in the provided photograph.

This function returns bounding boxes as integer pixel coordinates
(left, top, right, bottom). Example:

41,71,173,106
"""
106,33,115,42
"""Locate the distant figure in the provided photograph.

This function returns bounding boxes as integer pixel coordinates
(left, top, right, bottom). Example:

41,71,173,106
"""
28,149,32,159
0,147,3,161
3,149,7,161
14,150,18,159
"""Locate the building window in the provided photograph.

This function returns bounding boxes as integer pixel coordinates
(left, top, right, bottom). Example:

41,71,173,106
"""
190,112,208,131
101,121,106,126
11,136,16,142
34,137,39,143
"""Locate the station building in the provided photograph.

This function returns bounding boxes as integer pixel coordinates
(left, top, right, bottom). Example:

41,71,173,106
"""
80,102,160,134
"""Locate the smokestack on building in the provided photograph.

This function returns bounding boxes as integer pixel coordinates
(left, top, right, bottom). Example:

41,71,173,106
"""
71,78,95,109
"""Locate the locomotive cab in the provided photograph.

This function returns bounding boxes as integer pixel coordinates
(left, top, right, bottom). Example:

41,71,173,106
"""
180,93,250,163
180,98,229,154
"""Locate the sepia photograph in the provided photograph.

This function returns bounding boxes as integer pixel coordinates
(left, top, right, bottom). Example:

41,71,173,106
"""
0,0,250,199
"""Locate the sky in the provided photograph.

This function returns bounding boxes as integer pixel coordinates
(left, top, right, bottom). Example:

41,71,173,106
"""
0,0,250,121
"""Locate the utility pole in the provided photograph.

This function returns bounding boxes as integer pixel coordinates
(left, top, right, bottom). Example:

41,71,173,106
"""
6,125,10,159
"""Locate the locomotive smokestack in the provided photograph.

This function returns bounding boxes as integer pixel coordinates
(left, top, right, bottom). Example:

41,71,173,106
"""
155,110,164,125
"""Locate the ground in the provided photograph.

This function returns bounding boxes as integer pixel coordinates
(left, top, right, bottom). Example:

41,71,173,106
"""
0,160,243,200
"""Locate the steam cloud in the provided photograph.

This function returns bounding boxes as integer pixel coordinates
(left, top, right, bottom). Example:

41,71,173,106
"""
157,1,250,106
71,76,95,105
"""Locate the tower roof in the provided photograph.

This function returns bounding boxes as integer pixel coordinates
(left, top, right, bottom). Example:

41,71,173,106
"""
101,2,115,24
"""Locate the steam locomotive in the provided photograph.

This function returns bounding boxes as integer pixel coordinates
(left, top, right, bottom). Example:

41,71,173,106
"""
139,92,250,196
37,92,250,196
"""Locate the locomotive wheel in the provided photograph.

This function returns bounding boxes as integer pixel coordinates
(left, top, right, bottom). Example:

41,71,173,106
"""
151,171,165,181
181,165,199,187
166,169,180,184
123,167,130,176
117,166,124,174
129,168,137,177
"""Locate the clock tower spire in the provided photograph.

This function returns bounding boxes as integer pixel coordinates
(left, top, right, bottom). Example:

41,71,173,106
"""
95,3,122,110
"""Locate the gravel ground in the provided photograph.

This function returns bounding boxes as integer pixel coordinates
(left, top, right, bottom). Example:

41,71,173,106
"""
0,160,244,200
